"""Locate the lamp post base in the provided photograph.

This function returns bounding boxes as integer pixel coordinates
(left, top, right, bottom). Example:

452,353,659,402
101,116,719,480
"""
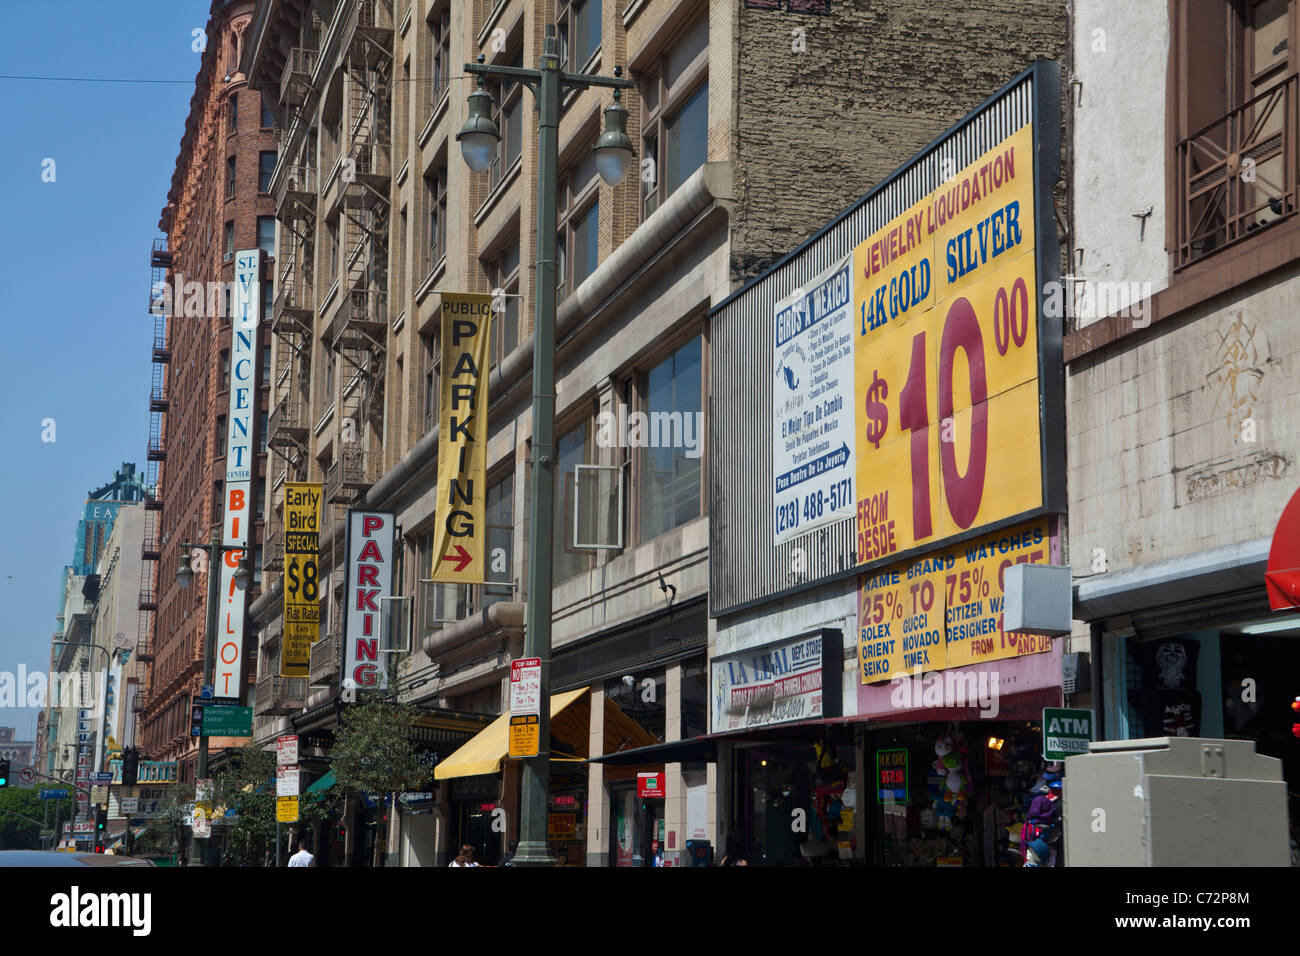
509,839,556,868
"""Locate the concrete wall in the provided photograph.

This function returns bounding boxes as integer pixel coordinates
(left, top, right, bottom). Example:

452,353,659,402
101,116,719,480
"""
1071,0,1170,323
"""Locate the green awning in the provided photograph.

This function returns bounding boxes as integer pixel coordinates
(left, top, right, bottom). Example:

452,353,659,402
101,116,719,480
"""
305,769,336,796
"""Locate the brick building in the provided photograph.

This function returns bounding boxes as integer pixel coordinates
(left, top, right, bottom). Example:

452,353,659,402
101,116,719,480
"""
238,0,1068,866
138,0,278,776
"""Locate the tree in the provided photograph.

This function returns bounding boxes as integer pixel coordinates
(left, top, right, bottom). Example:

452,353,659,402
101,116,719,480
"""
0,788,79,850
330,693,426,798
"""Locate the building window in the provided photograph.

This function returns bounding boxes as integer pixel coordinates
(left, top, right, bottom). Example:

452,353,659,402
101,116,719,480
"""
426,163,447,274
640,15,709,218
488,244,520,367
638,335,703,541
257,215,276,255
558,0,601,71
262,275,274,321
262,345,271,384
555,420,595,582
430,2,451,109
228,92,238,133
557,145,600,303
259,409,268,453
220,349,231,391
224,220,235,261
260,94,275,128
259,150,278,193
490,50,525,188
483,472,513,607
327,219,339,279
216,415,227,457
226,155,236,199
421,330,438,434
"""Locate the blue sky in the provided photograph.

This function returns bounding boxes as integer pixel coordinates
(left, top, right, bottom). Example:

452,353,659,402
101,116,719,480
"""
0,1,210,739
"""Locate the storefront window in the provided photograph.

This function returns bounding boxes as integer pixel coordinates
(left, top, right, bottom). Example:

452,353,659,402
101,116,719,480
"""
680,657,708,739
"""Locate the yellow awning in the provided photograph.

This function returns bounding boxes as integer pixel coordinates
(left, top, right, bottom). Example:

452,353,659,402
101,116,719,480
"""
435,687,589,780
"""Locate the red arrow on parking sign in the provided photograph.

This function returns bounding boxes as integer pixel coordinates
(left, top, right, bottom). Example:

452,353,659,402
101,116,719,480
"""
441,544,473,573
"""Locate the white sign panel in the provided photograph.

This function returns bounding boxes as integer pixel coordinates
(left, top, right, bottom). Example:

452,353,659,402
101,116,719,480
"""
276,735,298,767
711,632,825,732
216,248,262,699
344,511,395,691
772,256,856,546
119,797,140,815
277,766,300,797
510,657,542,716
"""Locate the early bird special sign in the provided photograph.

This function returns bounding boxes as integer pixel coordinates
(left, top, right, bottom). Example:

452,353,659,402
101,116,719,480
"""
431,292,492,584
280,482,322,677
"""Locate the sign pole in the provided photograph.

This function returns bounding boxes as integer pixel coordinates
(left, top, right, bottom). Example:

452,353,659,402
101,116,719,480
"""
193,526,221,867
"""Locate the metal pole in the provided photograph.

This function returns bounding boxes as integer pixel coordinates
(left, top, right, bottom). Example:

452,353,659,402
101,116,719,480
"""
276,821,281,867
191,527,221,867
513,25,562,870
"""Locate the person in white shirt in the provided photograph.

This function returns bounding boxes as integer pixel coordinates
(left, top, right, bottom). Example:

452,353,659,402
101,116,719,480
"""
448,844,480,867
288,839,315,867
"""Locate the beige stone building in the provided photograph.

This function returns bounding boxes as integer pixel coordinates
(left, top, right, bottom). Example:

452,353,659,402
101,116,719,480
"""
240,0,1069,866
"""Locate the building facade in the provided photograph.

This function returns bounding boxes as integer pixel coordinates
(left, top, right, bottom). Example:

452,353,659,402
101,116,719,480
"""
1068,0,1300,841
139,0,277,776
236,0,1071,867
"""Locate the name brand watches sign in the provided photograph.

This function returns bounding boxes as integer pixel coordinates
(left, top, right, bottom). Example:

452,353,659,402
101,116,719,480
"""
217,249,262,699
711,629,843,732
345,511,395,690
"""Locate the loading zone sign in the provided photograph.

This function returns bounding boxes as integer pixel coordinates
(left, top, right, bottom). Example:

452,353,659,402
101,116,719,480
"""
1042,707,1093,760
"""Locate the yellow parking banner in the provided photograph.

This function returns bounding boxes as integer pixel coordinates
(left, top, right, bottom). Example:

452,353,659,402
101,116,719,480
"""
280,482,323,677
509,714,539,758
431,292,492,584
276,795,299,823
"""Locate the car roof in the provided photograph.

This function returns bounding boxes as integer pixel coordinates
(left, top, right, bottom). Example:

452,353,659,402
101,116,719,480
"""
0,850,153,867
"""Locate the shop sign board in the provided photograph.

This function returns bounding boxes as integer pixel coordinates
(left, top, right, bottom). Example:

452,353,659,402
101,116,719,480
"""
859,519,1053,683
876,748,909,804
343,510,395,691
276,796,299,823
510,657,542,715
431,292,492,584
508,714,539,758
547,813,577,839
281,482,323,676
772,256,856,546
1042,707,1093,760
710,628,843,732
637,772,665,799
216,249,261,700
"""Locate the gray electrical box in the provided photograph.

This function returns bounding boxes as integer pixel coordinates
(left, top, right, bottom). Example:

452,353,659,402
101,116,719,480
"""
1063,737,1288,866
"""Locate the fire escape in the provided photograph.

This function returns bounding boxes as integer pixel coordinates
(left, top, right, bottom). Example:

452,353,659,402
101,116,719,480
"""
135,234,171,721
326,0,393,508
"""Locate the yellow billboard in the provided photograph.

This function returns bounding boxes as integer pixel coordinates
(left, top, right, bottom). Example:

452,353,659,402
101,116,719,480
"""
854,124,1041,564
431,293,492,584
280,482,322,677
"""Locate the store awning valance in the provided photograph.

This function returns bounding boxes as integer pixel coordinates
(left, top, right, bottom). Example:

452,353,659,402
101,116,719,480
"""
305,769,336,795
435,688,590,780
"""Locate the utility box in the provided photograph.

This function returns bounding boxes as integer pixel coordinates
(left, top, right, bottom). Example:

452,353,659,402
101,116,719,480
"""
1064,737,1288,866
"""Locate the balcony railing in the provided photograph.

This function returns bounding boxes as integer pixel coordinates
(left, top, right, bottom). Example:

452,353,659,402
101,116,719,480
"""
255,675,307,717
268,396,310,448
280,48,318,107
263,524,284,573
327,287,388,349
325,446,370,503
1176,73,1298,269
272,274,314,335
274,163,317,219
309,628,341,685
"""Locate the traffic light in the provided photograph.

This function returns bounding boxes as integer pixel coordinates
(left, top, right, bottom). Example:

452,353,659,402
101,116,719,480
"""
94,804,107,851
122,747,139,786
0,758,9,787
1291,697,1300,738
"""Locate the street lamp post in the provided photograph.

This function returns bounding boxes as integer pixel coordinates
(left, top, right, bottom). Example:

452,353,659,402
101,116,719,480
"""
457,26,634,868
176,528,251,867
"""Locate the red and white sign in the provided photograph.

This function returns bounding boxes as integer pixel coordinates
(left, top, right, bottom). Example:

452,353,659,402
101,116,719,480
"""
1267,485,1300,610
276,735,299,767
215,248,262,700
637,772,665,799
510,657,542,716
345,511,395,691
277,765,300,798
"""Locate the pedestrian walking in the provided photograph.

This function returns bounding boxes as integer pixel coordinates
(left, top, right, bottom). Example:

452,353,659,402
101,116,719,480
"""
288,838,315,867
449,844,480,867
718,831,748,866
500,840,519,866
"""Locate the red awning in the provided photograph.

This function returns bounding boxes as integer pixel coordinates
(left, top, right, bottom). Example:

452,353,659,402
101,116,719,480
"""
1267,485,1300,610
